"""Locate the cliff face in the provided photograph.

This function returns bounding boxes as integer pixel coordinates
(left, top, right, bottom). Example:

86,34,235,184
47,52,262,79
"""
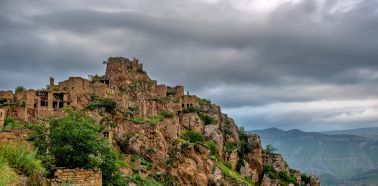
0,57,319,185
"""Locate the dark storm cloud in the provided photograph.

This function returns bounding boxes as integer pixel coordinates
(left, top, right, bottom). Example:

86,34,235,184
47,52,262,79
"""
1,0,378,130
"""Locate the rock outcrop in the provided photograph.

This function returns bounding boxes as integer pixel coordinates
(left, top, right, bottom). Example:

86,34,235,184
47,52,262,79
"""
0,56,319,185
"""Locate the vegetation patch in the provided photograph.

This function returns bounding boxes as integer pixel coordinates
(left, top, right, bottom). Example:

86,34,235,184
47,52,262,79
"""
87,95,117,114
204,140,219,159
161,111,174,118
217,162,254,186
197,111,214,125
131,117,146,124
125,174,162,186
183,106,197,113
0,142,46,185
181,130,205,143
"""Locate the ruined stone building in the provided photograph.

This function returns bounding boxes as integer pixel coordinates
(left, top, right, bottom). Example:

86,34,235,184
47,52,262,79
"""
0,57,198,136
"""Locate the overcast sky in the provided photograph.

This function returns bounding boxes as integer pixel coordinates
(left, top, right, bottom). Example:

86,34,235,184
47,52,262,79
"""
1,0,378,131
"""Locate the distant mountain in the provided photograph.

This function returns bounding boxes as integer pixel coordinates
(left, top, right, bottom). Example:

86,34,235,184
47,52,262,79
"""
324,127,378,141
251,128,378,185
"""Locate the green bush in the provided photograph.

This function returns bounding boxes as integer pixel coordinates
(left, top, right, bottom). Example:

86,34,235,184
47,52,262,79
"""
132,117,146,124
49,109,126,185
204,140,218,158
263,164,277,179
197,98,211,106
197,112,214,125
15,86,26,92
87,96,116,114
217,162,253,186
224,142,238,154
183,106,196,113
161,111,174,118
181,130,205,143
131,155,153,170
147,115,163,127
301,173,311,184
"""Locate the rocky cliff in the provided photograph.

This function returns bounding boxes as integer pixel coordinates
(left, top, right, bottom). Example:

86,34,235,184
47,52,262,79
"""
0,57,319,186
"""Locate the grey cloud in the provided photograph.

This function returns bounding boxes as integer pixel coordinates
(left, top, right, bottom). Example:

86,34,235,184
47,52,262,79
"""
1,0,378,131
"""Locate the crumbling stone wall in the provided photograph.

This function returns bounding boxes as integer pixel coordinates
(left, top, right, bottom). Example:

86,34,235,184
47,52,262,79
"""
0,130,31,143
0,108,5,128
51,168,102,186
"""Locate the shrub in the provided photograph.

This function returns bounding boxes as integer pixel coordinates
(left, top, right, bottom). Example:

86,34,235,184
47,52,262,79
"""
49,109,126,185
197,112,214,125
224,142,238,154
161,111,174,118
132,117,145,124
264,144,277,154
147,115,163,127
87,96,116,114
131,155,153,170
197,98,211,106
263,164,277,180
126,174,162,186
15,86,26,92
204,140,218,158
183,106,196,113
181,130,205,143
217,162,253,186
301,173,311,184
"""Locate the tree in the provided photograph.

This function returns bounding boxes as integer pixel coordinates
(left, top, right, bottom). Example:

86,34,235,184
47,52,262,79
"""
15,86,25,93
49,109,125,185
264,144,277,154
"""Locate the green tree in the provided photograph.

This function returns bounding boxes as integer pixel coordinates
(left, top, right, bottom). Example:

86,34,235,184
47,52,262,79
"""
49,109,125,185
264,144,277,154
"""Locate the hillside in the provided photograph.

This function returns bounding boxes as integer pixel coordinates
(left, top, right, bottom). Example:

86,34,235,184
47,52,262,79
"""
252,128,378,185
324,127,378,141
0,57,319,185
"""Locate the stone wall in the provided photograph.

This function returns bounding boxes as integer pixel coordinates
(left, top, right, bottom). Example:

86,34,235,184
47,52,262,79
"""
0,108,5,128
51,168,102,186
0,130,31,143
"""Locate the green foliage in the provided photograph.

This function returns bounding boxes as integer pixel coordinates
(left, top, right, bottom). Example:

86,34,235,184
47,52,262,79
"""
197,98,211,106
0,158,20,186
131,117,146,124
301,173,311,184
264,144,277,154
197,112,214,125
183,106,197,113
224,142,238,154
278,171,297,185
49,109,125,185
181,130,205,143
204,140,219,158
131,154,153,171
147,115,163,127
15,86,26,92
88,74,101,83
161,111,174,118
263,164,277,179
150,172,177,186
50,110,101,168
3,116,34,130
0,142,46,184
87,95,117,114
126,174,162,186
217,162,254,186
